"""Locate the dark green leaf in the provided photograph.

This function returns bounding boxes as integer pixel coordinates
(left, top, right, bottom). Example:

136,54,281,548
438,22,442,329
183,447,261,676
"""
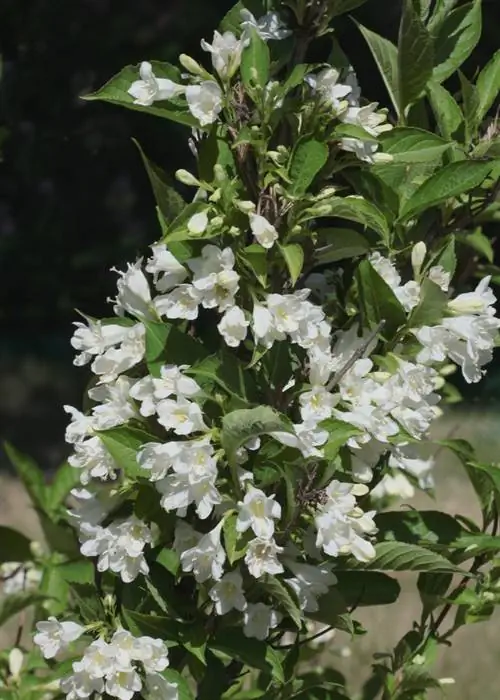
356,22,399,116
241,28,270,89
133,139,185,224
459,70,480,141
305,195,390,243
210,628,284,683
0,527,32,564
143,319,208,377
239,244,268,288
69,583,104,623
48,462,81,512
360,541,459,572
375,510,463,546
426,81,464,142
335,571,401,607
432,0,482,84
97,426,158,478
315,229,369,263
289,139,329,196
280,243,304,285
330,0,369,16
476,49,500,125
398,0,434,114
379,127,451,163
188,351,259,405
261,575,302,628
0,592,49,627
408,278,448,327
221,406,292,467
83,62,196,126
432,236,457,276
400,160,495,219
356,259,407,336
306,588,348,626
3,442,47,512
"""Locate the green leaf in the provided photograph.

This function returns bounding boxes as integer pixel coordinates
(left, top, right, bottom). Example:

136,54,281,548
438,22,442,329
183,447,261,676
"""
315,229,369,263
458,227,494,263
356,22,399,116
306,588,348,626
432,0,482,84
398,0,434,114
241,28,270,89
155,548,181,577
0,527,32,564
332,123,378,143
335,571,401,607
408,278,448,327
379,127,451,163
223,513,247,565
426,81,464,142
219,0,265,33
239,244,268,288
289,138,329,195
280,243,304,285
427,0,460,33
163,202,215,244
305,196,390,243
221,406,292,467
432,235,457,276
3,442,47,512
97,426,158,478
261,575,302,628
133,139,185,224
360,542,459,572
39,563,70,616
400,160,495,219
459,70,480,141
188,351,259,405
83,62,197,126
356,259,407,336
0,592,49,627
143,319,208,377
210,628,284,683
162,669,195,700
375,510,463,546
330,0,369,16
320,419,363,461
70,583,105,623
476,49,500,125
48,462,81,512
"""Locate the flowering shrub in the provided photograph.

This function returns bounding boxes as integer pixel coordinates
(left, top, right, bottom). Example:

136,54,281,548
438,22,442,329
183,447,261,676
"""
2,0,500,698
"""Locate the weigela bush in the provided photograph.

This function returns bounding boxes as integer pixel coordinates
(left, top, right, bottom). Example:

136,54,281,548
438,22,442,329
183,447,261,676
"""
2,1,500,699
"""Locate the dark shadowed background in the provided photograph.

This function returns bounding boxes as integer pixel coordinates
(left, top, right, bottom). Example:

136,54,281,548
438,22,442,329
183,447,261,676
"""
0,0,499,471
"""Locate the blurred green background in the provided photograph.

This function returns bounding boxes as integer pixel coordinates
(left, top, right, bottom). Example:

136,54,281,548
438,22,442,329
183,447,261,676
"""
0,0,499,470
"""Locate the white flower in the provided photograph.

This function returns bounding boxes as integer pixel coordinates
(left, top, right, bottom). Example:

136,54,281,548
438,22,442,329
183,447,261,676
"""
154,284,201,320
156,397,207,435
395,280,421,312
157,468,221,520
64,406,95,445
371,473,415,501
252,303,285,348
243,603,280,640
271,421,328,459
71,319,130,367
61,669,105,700
314,481,376,562
240,10,291,41
146,243,187,292
428,265,450,291
91,323,146,383
180,522,226,582
78,637,114,678
34,618,84,659
249,213,278,249
237,486,281,538
145,673,179,700
68,435,117,484
106,667,142,700
209,570,247,615
188,245,240,311
89,375,137,430
186,81,223,126
369,252,401,288
389,445,435,489
448,275,496,316
112,261,152,319
307,68,352,112
128,61,185,106
340,103,393,163
201,31,245,79
155,365,202,400
218,305,249,347
299,386,337,422
285,561,337,612
137,441,183,481
245,537,284,578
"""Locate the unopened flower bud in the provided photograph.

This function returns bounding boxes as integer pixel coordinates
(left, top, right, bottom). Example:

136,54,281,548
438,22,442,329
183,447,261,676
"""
30,540,44,558
411,241,427,278
175,169,200,186
236,200,256,213
179,54,206,77
8,648,23,680
372,151,394,164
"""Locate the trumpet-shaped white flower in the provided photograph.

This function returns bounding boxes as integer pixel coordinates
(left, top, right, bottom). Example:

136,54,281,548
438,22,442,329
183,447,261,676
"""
340,103,393,163
243,603,280,640
180,522,226,582
71,319,131,367
448,276,496,316
146,243,187,292
209,570,247,615
91,323,146,384
154,284,201,320
186,81,223,126
137,441,183,481
240,9,291,41
315,480,377,562
61,669,105,700
201,31,245,78
218,305,249,347
237,486,282,538
307,68,352,112
428,265,450,291
105,667,142,700
188,245,240,311
128,61,185,106
68,435,117,484
245,537,284,578
156,397,207,435
299,386,338,423
89,375,137,430
145,673,179,700
272,421,329,459
285,561,337,612
34,618,84,659
112,261,152,320
64,405,95,444
249,213,278,249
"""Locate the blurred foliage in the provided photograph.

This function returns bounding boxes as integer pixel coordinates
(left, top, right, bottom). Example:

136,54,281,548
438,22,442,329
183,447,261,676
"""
0,0,498,467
